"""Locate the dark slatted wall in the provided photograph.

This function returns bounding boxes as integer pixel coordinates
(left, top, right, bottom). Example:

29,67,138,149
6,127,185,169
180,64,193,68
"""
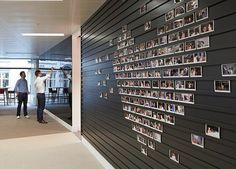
81,0,236,168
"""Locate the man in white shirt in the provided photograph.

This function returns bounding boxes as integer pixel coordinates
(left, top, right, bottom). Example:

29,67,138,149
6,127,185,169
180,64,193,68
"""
34,68,53,123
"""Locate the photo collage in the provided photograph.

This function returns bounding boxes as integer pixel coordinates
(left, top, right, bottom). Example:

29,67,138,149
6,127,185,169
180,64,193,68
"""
109,0,219,158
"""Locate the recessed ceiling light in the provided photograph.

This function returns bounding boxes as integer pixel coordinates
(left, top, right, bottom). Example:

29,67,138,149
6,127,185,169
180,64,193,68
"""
21,33,65,37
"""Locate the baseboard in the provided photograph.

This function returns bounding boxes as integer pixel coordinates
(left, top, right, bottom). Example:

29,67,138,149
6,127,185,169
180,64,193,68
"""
82,136,115,169
44,109,72,131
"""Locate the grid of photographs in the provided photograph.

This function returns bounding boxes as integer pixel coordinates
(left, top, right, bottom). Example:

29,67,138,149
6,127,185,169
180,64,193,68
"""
214,80,230,93
205,124,220,139
191,133,204,148
221,63,236,76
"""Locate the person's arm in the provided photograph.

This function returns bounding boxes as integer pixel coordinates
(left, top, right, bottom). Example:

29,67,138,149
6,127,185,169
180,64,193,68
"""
26,80,29,94
14,80,20,96
41,67,53,81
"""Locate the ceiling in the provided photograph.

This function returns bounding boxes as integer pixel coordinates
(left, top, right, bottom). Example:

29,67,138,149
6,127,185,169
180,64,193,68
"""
0,0,105,59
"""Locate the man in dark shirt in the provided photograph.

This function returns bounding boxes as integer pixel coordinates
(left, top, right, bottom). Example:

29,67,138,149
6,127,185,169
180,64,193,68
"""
14,71,29,119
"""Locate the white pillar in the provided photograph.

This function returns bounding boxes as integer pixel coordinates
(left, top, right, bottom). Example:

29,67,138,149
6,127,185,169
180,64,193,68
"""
30,59,39,106
72,32,81,133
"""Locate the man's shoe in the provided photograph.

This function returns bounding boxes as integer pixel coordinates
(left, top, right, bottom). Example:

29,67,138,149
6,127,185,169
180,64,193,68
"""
17,116,20,119
25,115,30,119
39,120,48,124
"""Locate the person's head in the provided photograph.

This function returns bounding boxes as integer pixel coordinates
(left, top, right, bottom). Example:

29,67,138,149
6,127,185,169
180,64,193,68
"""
20,71,26,79
35,69,42,77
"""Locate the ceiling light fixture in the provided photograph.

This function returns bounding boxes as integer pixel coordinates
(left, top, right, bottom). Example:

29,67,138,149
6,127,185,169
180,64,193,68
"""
21,33,65,37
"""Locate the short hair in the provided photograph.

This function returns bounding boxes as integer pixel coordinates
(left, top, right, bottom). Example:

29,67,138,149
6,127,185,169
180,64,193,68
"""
35,70,41,77
20,71,25,76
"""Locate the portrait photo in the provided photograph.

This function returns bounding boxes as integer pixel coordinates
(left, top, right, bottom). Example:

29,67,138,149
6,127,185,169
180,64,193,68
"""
137,135,147,145
140,4,147,15
122,25,127,33
184,13,195,26
141,145,148,155
148,140,155,150
144,21,152,31
175,5,185,17
169,150,179,163
196,8,208,22
185,40,196,51
205,124,220,139
188,25,200,37
214,80,230,93
157,26,165,35
153,132,162,143
174,19,184,29
201,21,214,34
159,35,168,45
191,134,204,148
222,63,236,76
190,66,202,77
186,0,198,12
196,37,209,49
165,10,175,21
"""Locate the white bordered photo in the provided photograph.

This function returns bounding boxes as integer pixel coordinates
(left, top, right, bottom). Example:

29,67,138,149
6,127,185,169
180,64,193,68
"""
148,139,155,150
205,124,220,139
140,4,147,15
169,149,180,163
196,36,210,49
175,5,185,17
214,80,230,93
191,133,204,148
190,66,202,77
186,0,198,12
122,25,128,33
144,21,152,31
184,13,195,26
200,20,214,34
141,145,148,155
196,7,208,22
166,10,175,21
221,63,236,76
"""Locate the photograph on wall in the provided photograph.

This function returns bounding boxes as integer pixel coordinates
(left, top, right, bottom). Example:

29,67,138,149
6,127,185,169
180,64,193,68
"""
214,80,230,93
141,145,148,155
109,39,114,46
153,132,162,143
148,139,155,150
194,51,207,63
169,150,179,163
188,25,200,37
184,13,195,26
140,42,146,51
109,87,114,94
201,21,214,34
140,4,147,15
191,134,204,148
174,0,184,4
185,80,196,90
197,37,210,49
146,40,153,49
175,5,185,17
179,29,189,40
185,40,196,51
165,10,175,21
175,43,184,53
186,0,198,12
152,80,160,88
222,63,236,76
168,32,179,43
127,31,132,39
174,19,184,29
137,135,147,145
159,35,168,45
205,124,220,139
122,25,128,33
157,26,166,35
196,8,208,22
190,66,202,77
144,21,152,31
166,22,174,32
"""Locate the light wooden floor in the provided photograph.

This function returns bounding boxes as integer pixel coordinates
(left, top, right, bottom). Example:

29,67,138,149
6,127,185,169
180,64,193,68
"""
0,106,105,169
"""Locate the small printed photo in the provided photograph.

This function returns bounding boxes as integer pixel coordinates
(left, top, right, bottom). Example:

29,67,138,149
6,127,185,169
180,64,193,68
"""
144,21,152,31
222,63,236,76
190,66,202,77
109,39,114,46
174,19,184,29
141,145,148,155
140,4,147,15
153,38,159,47
137,135,147,145
157,26,166,35
109,87,114,94
148,140,155,150
179,29,189,39
168,32,179,43
188,25,200,37
191,134,204,148
122,25,128,33
201,21,214,34
179,67,189,77
196,37,210,49
175,80,185,90
183,54,194,63
174,0,184,4
159,35,168,45
165,115,175,125
194,51,207,63
166,10,175,21
106,74,110,80
185,80,196,90
186,0,198,12
128,46,134,54
169,150,179,163
134,45,140,53
205,124,220,139
175,5,185,17
127,31,132,39
146,40,153,49
152,80,160,88
196,8,208,22
184,13,195,26
121,32,127,40
117,36,122,42
214,80,230,93
140,42,146,51
175,43,184,53
153,132,162,143
185,40,196,51
166,22,174,32
128,38,134,46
